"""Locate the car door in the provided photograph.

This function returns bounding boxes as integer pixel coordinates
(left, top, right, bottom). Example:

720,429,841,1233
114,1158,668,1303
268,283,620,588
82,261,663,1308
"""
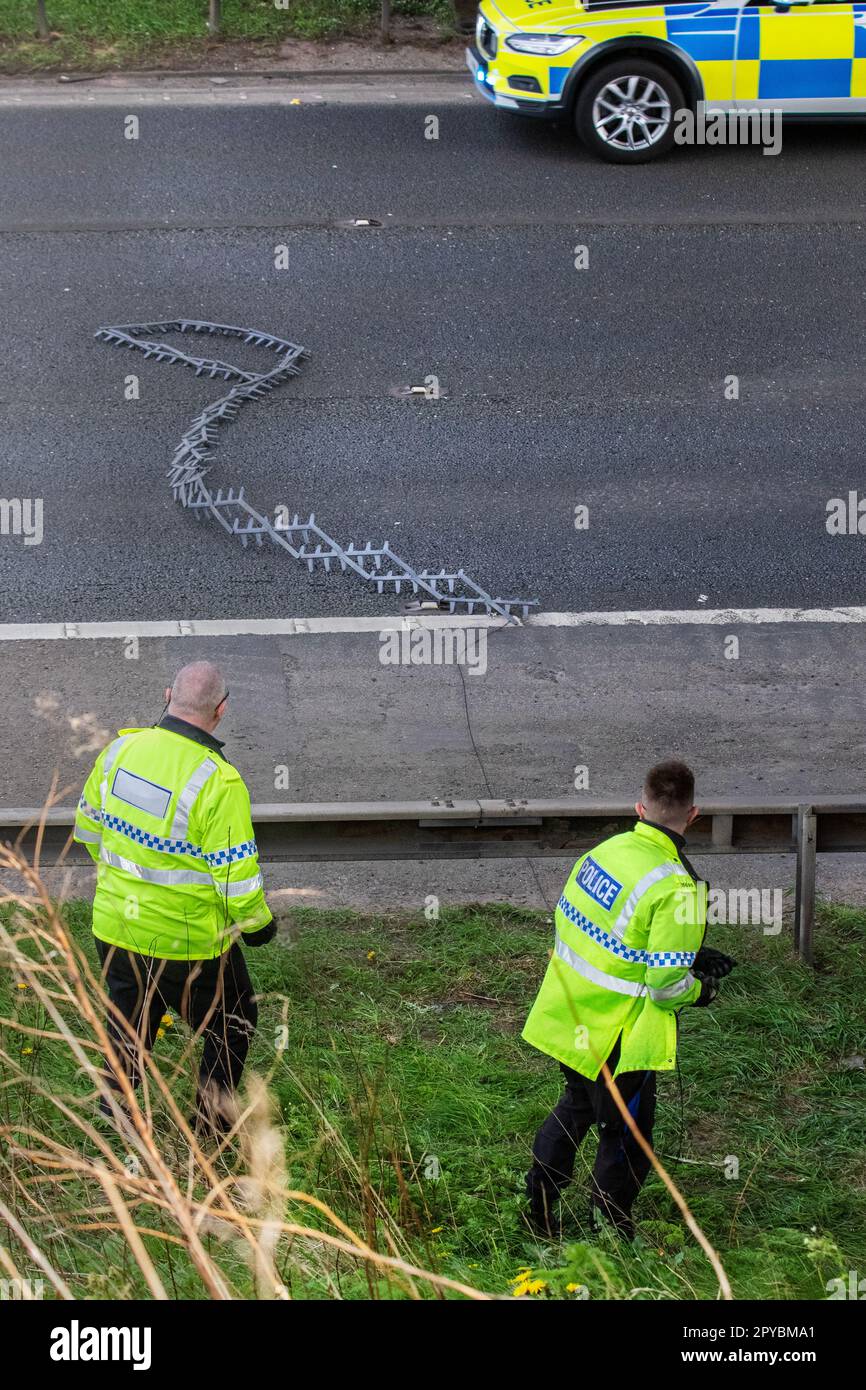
662,1,739,107
734,0,860,111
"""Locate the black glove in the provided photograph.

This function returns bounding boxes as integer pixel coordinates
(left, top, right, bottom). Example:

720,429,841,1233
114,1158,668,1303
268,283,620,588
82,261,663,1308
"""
692,971,719,1007
693,946,736,980
242,918,276,948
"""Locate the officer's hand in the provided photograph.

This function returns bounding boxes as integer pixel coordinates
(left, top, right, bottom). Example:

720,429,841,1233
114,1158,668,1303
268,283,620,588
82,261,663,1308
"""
242,919,277,948
692,971,720,1007
694,946,736,979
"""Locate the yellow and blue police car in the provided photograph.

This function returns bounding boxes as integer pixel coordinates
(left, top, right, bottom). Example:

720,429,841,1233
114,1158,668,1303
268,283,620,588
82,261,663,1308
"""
467,0,866,160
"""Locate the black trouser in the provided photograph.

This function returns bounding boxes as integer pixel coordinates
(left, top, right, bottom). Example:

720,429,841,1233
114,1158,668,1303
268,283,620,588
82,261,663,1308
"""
526,1040,656,1230
95,939,258,1111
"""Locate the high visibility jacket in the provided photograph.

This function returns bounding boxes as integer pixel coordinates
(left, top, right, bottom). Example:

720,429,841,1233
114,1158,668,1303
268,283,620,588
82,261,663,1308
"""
74,724,270,960
523,821,706,1080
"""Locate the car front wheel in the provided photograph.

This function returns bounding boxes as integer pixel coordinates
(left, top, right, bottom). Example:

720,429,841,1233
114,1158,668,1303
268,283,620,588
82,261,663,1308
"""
575,60,685,164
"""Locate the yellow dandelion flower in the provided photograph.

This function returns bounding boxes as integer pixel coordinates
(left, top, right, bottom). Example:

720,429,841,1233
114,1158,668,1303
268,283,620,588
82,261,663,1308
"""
566,1282,580,1293
161,1014,173,1026
16,982,28,990
524,1279,547,1295
21,1047,33,1055
367,950,376,960
156,1027,166,1039
512,1283,531,1298
430,1226,443,1234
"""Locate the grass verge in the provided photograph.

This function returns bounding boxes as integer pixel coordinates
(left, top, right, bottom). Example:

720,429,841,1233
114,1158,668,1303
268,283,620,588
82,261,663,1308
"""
1,885,864,1299
1,1,458,74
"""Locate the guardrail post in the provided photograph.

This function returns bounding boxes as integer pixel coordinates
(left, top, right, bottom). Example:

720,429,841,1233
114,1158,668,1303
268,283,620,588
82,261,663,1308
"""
711,813,734,849
794,804,817,965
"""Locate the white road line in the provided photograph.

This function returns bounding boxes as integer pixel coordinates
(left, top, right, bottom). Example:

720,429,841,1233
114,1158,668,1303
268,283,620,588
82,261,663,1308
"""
1,607,866,641
531,606,866,626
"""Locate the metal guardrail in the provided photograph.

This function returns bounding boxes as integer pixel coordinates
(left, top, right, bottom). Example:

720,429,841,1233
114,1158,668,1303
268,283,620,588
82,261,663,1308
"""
3,799,865,964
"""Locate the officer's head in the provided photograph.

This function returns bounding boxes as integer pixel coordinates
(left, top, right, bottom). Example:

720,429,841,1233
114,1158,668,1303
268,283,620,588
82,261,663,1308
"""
636,760,699,835
165,661,229,733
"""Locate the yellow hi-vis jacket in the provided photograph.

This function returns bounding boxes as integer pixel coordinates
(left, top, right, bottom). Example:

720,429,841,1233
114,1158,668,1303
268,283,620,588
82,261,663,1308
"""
522,820,706,1080
74,723,270,960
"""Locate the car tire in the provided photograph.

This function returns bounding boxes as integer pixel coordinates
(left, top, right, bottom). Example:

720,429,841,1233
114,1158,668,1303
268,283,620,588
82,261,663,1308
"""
575,59,685,164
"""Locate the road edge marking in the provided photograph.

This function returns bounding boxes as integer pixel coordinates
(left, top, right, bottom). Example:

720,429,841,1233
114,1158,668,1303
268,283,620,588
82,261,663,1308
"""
2,607,866,641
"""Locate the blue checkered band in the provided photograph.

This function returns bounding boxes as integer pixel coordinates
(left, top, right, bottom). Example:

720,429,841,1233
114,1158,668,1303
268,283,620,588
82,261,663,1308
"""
78,796,102,824
102,812,257,869
649,950,697,967
557,894,695,969
101,811,203,858
205,840,257,868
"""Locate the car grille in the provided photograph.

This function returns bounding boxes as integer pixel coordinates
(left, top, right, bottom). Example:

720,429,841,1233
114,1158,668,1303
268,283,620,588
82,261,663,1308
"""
477,17,498,59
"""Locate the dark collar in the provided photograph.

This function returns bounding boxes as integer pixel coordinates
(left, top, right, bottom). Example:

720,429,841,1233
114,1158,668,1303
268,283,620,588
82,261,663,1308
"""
157,713,226,760
637,816,703,884
639,817,686,851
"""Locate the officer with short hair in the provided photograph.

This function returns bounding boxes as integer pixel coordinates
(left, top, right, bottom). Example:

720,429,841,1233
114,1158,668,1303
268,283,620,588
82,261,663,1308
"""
523,759,734,1239
74,661,275,1134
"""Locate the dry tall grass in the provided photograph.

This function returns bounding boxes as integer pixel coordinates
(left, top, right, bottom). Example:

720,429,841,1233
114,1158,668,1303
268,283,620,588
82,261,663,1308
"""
0,838,489,1301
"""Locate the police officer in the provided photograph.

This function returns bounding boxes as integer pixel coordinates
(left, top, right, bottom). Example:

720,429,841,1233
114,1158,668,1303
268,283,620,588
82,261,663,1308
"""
523,760,733,1239
74,661,275,1135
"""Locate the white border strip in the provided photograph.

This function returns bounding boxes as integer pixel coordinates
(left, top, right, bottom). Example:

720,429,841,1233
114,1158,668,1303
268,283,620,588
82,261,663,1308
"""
1,607,866,641
531,607,866,627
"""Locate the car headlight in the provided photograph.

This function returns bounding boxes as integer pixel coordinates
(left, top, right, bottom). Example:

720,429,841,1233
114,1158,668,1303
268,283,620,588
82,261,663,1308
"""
504,33,586,55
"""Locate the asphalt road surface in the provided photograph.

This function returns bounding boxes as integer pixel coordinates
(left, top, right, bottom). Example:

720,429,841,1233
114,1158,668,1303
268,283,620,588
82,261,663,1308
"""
1,84,866,623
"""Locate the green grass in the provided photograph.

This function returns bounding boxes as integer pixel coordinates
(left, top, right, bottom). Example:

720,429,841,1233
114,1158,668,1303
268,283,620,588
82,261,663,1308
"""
2,899,865,1299
0,0,457,72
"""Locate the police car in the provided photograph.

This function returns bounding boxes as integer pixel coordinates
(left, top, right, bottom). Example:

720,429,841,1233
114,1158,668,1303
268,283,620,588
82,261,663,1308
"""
467,0,866,161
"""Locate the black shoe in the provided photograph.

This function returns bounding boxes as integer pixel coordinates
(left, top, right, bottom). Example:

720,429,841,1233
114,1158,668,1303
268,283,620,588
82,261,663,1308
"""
525,1191,562,1241
589,1201,635,1242
96,1093,136,1135
188,1100,235,1143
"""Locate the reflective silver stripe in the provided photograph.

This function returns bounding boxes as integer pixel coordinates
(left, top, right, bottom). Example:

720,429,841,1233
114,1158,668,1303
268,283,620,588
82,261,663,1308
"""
170,757,219,839
100,847,211,887
111,767,172,820
75,827,102,845
78,796,102,824
648,971,697,1003
215,872,264,898
103,736,130,780
100,735,131,810
554,933,646,999
612,863,691,939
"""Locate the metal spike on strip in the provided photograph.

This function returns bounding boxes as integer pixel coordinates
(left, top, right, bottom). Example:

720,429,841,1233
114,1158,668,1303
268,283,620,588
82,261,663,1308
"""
96,320,537,622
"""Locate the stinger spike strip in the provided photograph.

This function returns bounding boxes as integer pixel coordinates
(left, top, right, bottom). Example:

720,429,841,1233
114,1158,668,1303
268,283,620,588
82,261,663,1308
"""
96,319,537,621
